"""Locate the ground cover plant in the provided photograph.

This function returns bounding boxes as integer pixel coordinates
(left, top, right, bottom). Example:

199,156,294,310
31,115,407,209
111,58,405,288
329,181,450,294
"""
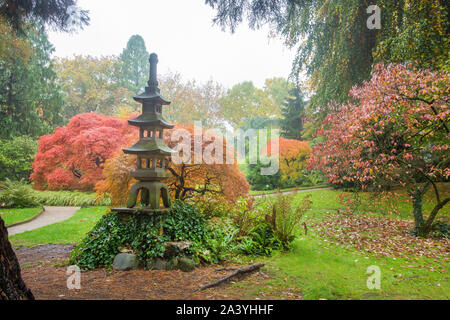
70,201,207,269
69,194,311,269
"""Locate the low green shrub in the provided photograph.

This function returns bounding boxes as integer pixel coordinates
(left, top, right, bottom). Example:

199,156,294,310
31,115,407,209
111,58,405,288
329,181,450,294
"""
0,179,111,208
0,136,37,181
431,221,449,239
263,192,312,249
230,197,284,255
245,162,286,191
238,224,282,256
71,194,313,270
303,170,326,187
200,223,238,263
410,220,450,239
0,179,40,208
32,190,111,207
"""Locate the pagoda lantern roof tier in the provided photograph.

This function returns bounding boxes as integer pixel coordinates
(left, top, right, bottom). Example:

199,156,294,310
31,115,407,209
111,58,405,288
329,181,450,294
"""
123,139,175,156
133,89,170,105
128,113,174,129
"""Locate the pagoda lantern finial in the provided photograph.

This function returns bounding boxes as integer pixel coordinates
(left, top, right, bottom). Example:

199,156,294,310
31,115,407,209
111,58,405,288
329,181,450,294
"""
112,53,175,214
148,53,158,91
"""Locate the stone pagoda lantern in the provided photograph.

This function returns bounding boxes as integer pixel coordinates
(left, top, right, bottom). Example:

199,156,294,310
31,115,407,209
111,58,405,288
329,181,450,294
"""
113,53,175,213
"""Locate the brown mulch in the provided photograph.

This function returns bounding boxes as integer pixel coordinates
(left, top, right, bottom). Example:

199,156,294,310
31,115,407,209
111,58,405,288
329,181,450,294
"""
15,245,301,300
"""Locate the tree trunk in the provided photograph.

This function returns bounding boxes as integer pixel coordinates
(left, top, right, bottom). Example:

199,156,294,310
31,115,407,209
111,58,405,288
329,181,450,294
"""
0,216,34,300
411,185,450,238
421,197,450,238
411,188,425,236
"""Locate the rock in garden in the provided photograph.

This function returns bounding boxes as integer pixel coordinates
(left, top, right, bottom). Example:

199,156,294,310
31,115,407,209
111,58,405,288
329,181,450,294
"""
165,257,179,270
113,253,139,271
164,241,192,258
150,258,167,270
178,257,195,272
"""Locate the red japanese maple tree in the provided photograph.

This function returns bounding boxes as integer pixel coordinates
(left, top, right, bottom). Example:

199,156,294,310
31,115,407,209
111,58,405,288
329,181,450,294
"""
31,113,137,191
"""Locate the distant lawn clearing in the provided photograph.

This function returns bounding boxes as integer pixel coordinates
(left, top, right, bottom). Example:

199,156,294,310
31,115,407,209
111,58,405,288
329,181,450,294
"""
9,206,109,247
0,208,43,227
287,184,449,219
250,184,329,196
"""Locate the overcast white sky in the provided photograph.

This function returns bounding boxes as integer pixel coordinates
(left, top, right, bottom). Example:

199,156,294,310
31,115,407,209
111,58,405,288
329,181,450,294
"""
47,0,296,88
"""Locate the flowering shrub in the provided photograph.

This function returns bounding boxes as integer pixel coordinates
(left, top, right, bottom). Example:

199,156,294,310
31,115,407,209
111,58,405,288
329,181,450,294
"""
310,63,449,237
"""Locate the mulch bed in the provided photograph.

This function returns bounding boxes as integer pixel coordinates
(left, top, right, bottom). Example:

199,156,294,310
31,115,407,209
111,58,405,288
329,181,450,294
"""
14,245,301,300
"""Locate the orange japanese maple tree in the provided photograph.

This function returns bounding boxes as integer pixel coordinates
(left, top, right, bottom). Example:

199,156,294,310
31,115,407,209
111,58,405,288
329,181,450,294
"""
262,137,312,183
95,123,249,205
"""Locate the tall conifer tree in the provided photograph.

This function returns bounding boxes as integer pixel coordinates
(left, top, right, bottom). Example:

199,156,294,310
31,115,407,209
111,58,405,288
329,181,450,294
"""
119,35,149,94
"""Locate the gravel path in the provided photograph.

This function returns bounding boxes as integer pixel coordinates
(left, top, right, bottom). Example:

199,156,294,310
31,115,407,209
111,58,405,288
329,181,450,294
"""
7,206,80,236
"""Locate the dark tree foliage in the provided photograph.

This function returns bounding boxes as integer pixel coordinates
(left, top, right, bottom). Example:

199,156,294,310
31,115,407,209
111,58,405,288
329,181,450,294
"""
0,0,89,33
239,116,280,131
119,34,150,94
205,0,291,32
0,23,64,139
280,86,305,140
206,0,449,121
246,161,285,191
0,0,88,301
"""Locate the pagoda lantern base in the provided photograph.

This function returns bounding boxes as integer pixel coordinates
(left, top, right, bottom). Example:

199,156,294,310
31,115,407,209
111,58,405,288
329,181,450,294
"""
126,181,171,209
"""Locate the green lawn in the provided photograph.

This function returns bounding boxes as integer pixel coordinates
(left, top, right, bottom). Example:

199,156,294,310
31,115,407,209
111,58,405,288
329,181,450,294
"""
9,206,109,247
242,185,450,300
0,207,43,226
254,236,449,300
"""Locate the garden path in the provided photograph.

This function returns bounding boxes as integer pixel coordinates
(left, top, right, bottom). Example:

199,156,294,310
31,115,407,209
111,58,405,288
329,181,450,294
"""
7,206,80,236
